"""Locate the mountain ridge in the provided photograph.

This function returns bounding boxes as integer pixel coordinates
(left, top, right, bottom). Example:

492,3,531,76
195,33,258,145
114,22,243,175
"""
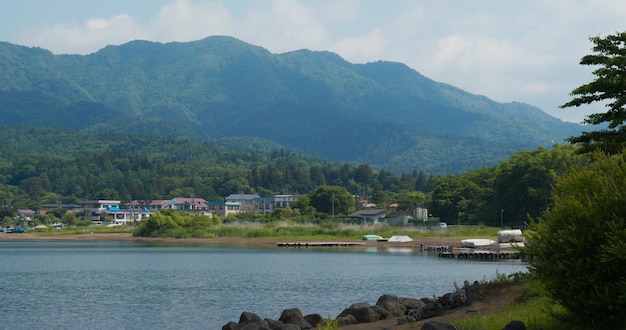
0,36,583,174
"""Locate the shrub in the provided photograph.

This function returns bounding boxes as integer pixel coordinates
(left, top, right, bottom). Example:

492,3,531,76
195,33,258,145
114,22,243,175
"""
527,152,626,329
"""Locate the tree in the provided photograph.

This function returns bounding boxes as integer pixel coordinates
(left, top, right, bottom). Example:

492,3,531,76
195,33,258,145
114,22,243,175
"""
562,32,626,154
527,152,626,328
308,185,355,216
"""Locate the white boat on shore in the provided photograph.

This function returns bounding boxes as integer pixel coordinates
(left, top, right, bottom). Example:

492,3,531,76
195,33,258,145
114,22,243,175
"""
387,235,413,243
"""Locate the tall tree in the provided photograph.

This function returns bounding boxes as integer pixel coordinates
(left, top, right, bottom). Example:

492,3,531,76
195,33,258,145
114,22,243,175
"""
562,32,626,154
308,185,355,216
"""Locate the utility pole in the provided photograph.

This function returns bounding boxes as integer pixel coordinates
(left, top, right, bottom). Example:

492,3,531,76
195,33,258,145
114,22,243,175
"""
500,208,504,228
331,192,335,217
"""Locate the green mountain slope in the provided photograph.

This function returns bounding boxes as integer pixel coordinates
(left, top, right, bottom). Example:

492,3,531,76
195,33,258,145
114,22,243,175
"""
0,36,583,174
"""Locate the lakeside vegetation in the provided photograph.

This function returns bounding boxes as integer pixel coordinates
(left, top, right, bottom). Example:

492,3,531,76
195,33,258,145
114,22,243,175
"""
27,216,500,241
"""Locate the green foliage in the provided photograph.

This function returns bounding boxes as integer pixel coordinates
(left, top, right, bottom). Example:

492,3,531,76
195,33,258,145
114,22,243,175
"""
527,152,626,329
317,314,340,330
308,185,355,216
429,145,583,226
562,32,626,154
0,38,582,175
453,293,566,330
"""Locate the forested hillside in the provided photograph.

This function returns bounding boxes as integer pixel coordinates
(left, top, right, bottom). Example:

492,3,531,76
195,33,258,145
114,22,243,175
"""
0,126,430,212
0,126,585,228
0,36,584,174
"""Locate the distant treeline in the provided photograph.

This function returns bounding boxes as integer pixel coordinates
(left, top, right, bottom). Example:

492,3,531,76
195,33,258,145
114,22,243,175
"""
0,127,584,228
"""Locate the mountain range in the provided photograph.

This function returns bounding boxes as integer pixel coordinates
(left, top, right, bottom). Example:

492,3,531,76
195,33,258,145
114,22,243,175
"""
0,35,583,174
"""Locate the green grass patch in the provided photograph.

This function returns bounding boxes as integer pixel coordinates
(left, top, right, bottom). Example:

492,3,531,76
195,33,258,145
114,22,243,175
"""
452,294,566,330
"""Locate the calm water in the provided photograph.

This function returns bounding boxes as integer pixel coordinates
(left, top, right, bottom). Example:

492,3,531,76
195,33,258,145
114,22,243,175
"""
0,240,527,329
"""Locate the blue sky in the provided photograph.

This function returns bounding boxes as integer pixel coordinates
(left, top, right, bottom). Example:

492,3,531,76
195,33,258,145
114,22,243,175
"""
2,0,625,123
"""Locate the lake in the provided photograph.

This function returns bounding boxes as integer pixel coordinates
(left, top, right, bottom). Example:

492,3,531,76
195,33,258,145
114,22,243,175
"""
0,240,528,329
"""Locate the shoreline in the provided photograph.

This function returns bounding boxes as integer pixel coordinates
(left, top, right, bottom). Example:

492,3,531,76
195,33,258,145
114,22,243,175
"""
0,232,463,248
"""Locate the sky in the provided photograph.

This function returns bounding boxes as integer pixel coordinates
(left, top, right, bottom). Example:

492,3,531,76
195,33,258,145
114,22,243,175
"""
1,0,625,123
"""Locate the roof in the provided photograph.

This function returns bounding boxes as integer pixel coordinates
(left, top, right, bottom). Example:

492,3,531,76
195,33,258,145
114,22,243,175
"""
346,209,387,217
171,197,207,204
17,209,36,215
206,201,241,206
226,194,261,201
127,200,170,206
387,210,412,218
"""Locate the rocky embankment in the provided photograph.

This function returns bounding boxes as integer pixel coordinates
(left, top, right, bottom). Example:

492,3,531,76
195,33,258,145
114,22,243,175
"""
222,280,526,330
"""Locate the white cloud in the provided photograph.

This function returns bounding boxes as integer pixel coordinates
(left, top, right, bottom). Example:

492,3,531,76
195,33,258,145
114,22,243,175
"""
23,13,139,54
237,0,329,52
144,0,233,42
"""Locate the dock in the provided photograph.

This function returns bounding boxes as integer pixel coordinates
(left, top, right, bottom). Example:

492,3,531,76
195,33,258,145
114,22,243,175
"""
276,242,365,247
438,248,522,260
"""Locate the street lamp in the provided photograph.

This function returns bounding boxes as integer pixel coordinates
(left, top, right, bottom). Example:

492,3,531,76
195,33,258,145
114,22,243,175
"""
500,208,504,228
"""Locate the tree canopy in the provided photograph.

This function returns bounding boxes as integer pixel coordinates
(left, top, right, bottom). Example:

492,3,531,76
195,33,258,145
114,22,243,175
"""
562,32,626,154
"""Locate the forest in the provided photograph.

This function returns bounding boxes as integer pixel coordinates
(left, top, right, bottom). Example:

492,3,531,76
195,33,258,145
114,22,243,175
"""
0,125,584,228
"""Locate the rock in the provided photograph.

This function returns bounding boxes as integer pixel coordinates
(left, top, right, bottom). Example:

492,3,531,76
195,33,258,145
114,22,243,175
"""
222,321,239,330
337,302,380,323
464,280,481,304
399,297,427,310
278,308,313,329
336,314,357,326
440,290,465,309
265,318,300,330
232,319,271,330
396,315,417,325
303,314,323,327
370,304,389,319
421,320,458,330
503,320,526,330
417,298,443,319
240,311,264,323
376,294,406,317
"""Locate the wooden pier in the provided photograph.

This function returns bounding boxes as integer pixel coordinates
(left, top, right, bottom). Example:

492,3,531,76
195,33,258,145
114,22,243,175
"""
438,248,522,260
276,242,365,247
420,245,453,252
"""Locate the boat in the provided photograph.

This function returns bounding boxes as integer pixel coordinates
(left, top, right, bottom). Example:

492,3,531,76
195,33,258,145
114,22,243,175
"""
497,229,524,243
461,239,497,248
387,235,413,243
362,234,383,241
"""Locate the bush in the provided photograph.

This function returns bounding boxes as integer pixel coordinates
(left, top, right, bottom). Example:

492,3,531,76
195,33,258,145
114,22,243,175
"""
527,152,626,329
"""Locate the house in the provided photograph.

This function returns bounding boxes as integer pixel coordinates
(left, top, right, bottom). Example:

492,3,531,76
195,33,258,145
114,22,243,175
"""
104,207,153,225
225,194,261,203
346,209,387,224
385,210,412,226
76,200,122,224
273,194,299,208
223,194,301,214
255,197,275,214
16,209,36,221
205,201,241,217
126,200,170,212
164,198,208,212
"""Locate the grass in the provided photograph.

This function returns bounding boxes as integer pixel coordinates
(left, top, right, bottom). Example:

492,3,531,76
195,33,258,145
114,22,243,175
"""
31,220,501,241
449,273,569,330
200,221,501,240
30,226,132,235
452,295,563,330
